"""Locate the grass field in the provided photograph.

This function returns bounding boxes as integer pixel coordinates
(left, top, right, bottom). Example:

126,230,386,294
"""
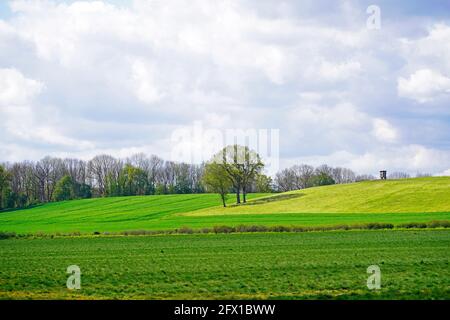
0,177,449,234
188,177,450,215
0,193,268,234
0,230,448,299
0,177,449,300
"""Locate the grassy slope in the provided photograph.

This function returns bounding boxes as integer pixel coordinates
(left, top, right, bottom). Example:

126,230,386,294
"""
0,193,267,234
0,177,449,234
188,177,450,215
0,230,448,299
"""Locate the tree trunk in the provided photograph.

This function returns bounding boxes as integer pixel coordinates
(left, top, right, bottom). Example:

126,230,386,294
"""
236,188,241,204
243,187,247,203
221,194,226,207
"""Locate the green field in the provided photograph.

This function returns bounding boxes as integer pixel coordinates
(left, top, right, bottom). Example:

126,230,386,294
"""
0,230,448,299
190,176,450,215
0,177,449,300
0,177,449,234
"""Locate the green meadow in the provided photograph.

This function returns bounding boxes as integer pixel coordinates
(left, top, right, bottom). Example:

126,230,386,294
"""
0,230,448,299
0,177,449,299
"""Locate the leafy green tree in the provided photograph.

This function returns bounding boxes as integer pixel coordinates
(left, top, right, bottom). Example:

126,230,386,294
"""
105,171,122,196
0,165,11,210
123,165,149,195
154,183,166,195
53,175,75,201
310,172,335,187
73,182,92,199
211,145,264,204
255,174,273,193
4,190,17,209
203,162,232,207
106,164,149,196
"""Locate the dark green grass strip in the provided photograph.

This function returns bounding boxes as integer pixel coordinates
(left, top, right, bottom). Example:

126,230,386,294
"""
0,229,448,299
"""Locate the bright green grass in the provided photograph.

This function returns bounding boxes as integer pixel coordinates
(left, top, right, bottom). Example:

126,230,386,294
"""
0,194,267,234
0,177,449,234
0,229,448,299
188,177,450,216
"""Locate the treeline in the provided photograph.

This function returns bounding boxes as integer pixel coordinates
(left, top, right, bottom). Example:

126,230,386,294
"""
274,164,375,192
0,147,385,210
0,154,205,210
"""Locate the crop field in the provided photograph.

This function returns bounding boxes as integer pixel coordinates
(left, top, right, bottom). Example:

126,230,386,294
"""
0,230,449,299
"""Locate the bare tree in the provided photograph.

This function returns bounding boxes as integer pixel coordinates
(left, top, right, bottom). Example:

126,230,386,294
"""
315,164,334,177
292,164,315,189
88,155,120,196
34,157,66,202
388,172,410,179
355,174,375,182
148,155,164,191
64,158,87,184
275,168,296,192
416,172,431,178
332,167,356,184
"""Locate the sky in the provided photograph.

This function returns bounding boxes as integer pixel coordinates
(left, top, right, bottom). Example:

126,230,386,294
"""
0,0,450,176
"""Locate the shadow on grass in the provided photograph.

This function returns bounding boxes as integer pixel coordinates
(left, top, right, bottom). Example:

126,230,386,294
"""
0,203,44,214
229,193,304,207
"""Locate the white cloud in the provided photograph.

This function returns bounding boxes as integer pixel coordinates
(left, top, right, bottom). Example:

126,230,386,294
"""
131,59,164,104
0,1,448,176
350,145,450,175
0,68,43,140
372,118,398,143
436,168,450,177
398,69,450,103
0,67,94,152
0,68,43,106
282,144,450,176
317,60,361,82
399,24,450,73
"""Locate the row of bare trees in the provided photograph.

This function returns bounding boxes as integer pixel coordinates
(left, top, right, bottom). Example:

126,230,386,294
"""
0,153,205,209
274,164,375,192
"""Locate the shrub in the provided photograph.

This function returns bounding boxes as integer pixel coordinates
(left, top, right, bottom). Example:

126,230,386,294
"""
397,222,427,229
427,220,450,228
0,231,16,240
366,223,394,230
213,225,235,234
200,227,212,234
332,224,351,231
268,225,292,232
177,226,194,234
292,226,307,232
235,225,268,233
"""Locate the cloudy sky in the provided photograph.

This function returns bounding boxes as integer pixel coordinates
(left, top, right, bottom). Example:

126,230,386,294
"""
1,0,450,176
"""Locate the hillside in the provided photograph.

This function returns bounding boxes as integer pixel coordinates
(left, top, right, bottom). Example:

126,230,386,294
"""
0,177,449,234
187,177,450,216
0,193,267,234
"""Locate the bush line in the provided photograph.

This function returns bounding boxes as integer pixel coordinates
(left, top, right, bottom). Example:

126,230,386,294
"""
1,220,449,240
